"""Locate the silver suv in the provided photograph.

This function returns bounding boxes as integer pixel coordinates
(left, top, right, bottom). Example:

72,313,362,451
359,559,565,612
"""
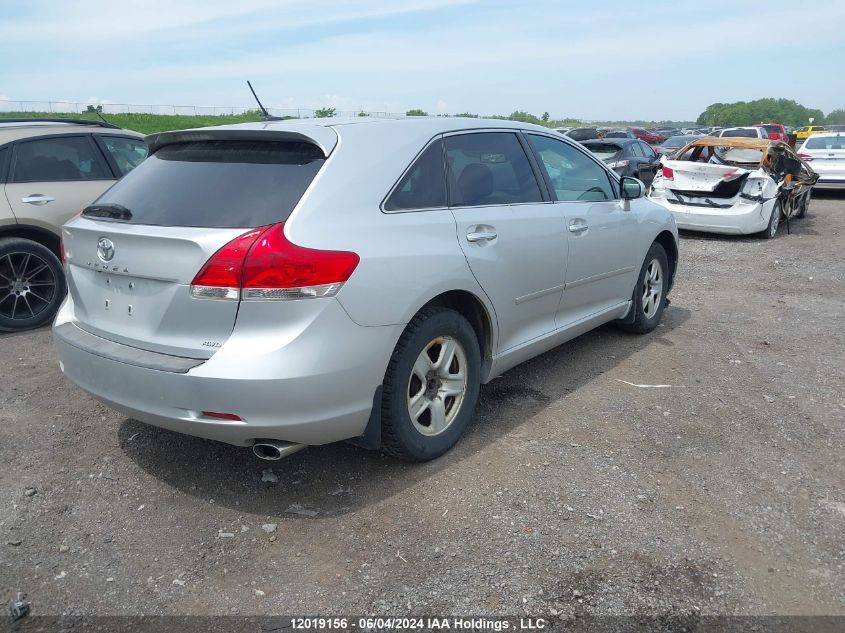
0,119,146,331
54,118,678,461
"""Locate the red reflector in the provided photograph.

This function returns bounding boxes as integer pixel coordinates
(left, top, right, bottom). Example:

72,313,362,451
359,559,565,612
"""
202,411,242,421
798,153,814,161
662,166,674,180
242,223,360,290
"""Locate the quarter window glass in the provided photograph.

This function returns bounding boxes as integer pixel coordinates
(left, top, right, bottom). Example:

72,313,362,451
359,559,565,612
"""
445,133,542,207
100,136,148,176
11,136,109,182
384,139,446,211
526,134,615,202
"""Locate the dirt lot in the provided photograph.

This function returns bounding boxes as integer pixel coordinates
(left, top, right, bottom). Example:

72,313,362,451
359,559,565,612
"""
1,193,843,622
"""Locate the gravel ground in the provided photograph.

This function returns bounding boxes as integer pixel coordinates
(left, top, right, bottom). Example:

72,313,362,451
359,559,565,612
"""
1,193,843,623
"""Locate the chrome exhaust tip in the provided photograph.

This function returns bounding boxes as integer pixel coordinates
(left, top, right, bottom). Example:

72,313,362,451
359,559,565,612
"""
252,440,307,461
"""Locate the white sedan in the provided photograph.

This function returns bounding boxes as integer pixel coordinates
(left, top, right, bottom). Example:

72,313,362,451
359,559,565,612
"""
798,133,845,189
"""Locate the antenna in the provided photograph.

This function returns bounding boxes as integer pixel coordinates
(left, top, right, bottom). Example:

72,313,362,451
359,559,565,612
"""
247,80,282,121
93,108,111,127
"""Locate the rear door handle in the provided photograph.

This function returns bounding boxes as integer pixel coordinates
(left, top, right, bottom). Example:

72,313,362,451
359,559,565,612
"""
466,230,498,243
21,194,56,205
568,221,588,233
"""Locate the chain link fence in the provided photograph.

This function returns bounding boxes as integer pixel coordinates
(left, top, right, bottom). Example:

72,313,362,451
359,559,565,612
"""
0,100,403,119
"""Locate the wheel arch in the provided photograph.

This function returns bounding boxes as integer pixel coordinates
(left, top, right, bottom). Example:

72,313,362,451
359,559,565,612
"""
0,224,61,259
418,290,495,379
653,230,678,291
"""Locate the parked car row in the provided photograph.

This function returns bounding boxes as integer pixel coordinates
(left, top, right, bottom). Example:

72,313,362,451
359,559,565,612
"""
0,116,678,464
3,113,839,465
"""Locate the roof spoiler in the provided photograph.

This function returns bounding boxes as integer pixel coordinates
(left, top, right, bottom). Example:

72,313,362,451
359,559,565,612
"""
145,128,337,157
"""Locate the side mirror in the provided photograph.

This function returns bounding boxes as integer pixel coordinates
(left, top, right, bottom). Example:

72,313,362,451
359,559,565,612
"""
620,176,645,200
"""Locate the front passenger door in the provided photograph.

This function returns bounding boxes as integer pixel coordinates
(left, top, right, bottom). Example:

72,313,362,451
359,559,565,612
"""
525,133,638,326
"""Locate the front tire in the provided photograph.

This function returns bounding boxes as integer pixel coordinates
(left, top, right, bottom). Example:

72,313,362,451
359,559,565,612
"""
0,237,66,332
620,242,669,334
381,307,481,462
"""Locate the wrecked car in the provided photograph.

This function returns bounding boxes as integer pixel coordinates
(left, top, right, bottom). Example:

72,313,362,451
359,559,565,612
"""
648,137,818,238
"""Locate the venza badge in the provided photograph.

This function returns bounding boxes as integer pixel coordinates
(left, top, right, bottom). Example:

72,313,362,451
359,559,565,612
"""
97,237,115,263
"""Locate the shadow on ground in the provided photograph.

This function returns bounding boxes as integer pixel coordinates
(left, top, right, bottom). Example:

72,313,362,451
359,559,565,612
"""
119,305,691,518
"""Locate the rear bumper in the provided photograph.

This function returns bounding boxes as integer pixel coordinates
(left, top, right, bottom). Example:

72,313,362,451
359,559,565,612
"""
53,296,402,447
648,194,774,235
813,178,845,190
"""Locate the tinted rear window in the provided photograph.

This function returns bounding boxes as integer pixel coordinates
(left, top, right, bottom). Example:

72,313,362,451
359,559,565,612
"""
586,143,623,160
93,140,325,228
722,129,758,138
805,136,845,150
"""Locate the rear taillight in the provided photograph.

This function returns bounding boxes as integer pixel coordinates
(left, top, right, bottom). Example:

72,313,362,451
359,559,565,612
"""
662,166,674,180
190,228,266,300
190,223,359,301
798,153,814,161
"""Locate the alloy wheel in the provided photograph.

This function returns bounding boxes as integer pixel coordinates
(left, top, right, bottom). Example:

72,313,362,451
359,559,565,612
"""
0,252,57,321
407,336,468,436
641,258,663,319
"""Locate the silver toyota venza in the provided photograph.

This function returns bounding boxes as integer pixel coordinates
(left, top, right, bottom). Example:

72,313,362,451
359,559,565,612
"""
54,117,679,462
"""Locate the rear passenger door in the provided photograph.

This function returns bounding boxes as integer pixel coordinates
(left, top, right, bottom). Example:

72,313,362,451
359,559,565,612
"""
4,135,116,236
446,131,568,354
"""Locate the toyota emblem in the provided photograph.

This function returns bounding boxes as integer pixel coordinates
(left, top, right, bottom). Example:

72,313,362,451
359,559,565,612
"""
97,237,115,263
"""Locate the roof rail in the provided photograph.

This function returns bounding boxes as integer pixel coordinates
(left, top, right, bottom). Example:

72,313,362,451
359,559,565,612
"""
0,117,119,129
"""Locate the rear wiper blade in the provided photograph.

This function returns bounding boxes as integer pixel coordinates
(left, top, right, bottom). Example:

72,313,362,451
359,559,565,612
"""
82,203,132,222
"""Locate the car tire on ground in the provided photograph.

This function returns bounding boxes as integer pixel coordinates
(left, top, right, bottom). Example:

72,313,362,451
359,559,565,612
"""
0,237,66,333
619,242,669,335
380,306,481,462
794,189,811,219
759,201,782,239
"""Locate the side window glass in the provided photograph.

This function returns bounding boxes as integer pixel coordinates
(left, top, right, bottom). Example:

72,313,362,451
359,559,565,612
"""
445,132,542,207
100,136,148,176
11,136,109,182
384,139,446,211
640,143,656,159
526,134,615,202
630,143,645,158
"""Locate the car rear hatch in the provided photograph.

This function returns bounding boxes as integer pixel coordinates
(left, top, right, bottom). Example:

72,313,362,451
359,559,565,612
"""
62,127,336,359
801,138,845,178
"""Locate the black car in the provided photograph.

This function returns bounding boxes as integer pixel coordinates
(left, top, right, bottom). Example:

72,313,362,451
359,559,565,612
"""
581,138,660,186
565,127,600,142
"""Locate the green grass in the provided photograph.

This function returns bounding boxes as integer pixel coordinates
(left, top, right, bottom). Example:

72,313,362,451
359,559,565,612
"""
3,111,273,134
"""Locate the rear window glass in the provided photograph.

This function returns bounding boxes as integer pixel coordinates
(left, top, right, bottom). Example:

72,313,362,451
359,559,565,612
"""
761,125,780,134
805,136,845,150
93,140,325,228
721,129,758,138
587,143,622,160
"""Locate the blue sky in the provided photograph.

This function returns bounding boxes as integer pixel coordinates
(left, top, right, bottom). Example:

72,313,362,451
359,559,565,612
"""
1,0,843,120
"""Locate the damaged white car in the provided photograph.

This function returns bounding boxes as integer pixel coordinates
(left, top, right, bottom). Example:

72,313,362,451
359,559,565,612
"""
649,137,818,238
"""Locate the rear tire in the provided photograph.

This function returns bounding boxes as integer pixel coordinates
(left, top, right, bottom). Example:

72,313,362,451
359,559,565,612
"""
381,307,481,462
759,201,782,239
0,237,66,332
619,242,669,335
